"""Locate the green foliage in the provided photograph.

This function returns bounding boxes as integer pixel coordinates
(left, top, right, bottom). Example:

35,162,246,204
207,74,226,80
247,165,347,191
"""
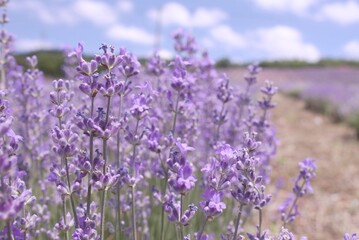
286,89,301,99
347,113,359,139
259,58,359,68
304,98,343,123
260,60,311,68
215,58,232,68
14,50,65,78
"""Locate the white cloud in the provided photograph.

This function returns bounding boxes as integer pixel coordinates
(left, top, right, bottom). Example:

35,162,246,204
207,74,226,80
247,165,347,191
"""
72,0,117,26
254,0,317,14
316,1,359,25
9,0,71,25
250,25,320,62
16,39,54,52
117,1,134,13
343,41,359,58
209,25,246,48
158,49,173,59
192,8,227,27
148,2,227,28
10,0,118,26
106,24,155,45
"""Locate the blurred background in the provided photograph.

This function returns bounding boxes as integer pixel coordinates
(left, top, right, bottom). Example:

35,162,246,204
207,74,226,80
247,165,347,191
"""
5,0,359,238
7,0,359,62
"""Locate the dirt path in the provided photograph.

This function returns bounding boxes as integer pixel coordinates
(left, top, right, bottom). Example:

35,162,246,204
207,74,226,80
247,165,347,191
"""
225,67,359,238
269,94,359,239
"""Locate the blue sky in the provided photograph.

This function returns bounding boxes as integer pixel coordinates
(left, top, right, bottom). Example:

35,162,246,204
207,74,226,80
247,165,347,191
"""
6,0,359,62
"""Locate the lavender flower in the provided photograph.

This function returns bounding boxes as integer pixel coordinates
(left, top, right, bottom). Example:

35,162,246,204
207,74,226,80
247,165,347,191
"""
280,158,316,226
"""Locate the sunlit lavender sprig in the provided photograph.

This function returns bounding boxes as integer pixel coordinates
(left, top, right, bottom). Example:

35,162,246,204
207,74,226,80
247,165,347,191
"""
48,77,79,240
279,158,316,227
196,144,236,239
0,92,36,240
230,133,272,240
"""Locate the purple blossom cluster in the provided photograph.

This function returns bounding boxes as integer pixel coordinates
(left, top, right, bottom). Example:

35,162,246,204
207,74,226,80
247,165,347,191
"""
0,1,324,240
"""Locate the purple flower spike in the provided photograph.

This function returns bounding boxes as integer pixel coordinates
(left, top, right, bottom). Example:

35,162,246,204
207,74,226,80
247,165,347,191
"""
200,188,226,220
344,233,359,240
168,164,197,195
181,204,198,226
68,42,84,62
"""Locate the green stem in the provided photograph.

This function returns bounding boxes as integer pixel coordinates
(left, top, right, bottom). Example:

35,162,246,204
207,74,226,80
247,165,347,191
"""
86,95,95,217
131,185,137,240
115,93,124,240
232,204,244,240
196,217,208,240
180,195,184,240
130,119,140,240
161,92,181,239
7,220,14,240
171,92,180,138
64,157,78,227
86,134,94,216
215,101,225,142
102,139,108,174
100,190,108,240
258,208,262,238
115,184,122,240
62,200,69,240
90,96,95,117
105,96,111,126
283,180,305,227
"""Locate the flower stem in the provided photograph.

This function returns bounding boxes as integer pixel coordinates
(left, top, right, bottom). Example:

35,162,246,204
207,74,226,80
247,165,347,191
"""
64,157,78,227
102,139,108,174
116,93,124,240
86,96,95,217
171,92,180,137
105,96,111,126
215,101,225,142
283,180,305,227
160,153,169,240
7,220,14,240
180,195,184,240
86,134,94,216
196,217,208,240
130,119,140,240
232,204,244,240
62,200,69,240
258,208,262,238
115,184,122,240
131,185,137,240
100,189,108,240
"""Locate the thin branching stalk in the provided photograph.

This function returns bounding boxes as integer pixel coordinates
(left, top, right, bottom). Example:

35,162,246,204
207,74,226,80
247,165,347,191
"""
131,185,137,240
196,217,208,240
6,220,13,240
232,204,244,240
100,189,108,240
258,208,262,238
130,119,140,240
180,194,184,240
86,133,94,216
86,96,95,216
161,91,181,240
116,79,127,240
215,101,226,141
283,180,305,227
171,92,180,137
64,157,78,227
62,200,69,240
99,94,112,239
